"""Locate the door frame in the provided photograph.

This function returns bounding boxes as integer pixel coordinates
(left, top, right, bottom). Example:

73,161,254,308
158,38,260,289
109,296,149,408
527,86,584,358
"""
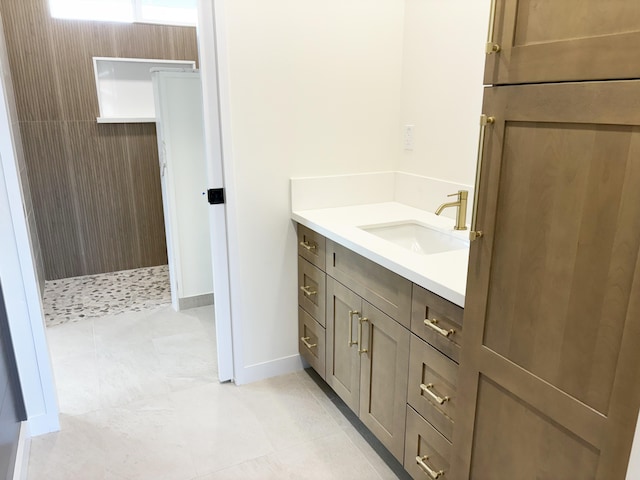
197,0,236,382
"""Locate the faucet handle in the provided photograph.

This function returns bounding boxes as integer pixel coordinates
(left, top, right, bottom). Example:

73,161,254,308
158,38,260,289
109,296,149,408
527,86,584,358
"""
447,190,468,199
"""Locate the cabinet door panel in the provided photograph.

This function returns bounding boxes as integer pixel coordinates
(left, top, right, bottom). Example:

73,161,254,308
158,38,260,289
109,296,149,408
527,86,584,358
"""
298,307,325,379
297,224,326,270
359,301,410,462
326,278,361,413
326,240,412,327
486,0,640,84
298,258,326,326
454,81,640,480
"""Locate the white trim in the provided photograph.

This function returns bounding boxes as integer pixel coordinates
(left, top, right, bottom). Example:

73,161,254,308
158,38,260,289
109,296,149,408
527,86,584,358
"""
198,0,235,382
0,29,60,435
11,422,30,480
235,354,305,386
96,116,155,123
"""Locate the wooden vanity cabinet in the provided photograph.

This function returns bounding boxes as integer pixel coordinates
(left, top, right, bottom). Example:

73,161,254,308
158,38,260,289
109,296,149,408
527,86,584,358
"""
453,80,640,480
297,224,466,470
405,285,463,479
297,226,326,379
326,276,410,462
485,0,640,85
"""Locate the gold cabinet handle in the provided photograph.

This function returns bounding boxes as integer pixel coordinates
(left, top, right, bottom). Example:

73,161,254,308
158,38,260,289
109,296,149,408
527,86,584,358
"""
299,240,316,251
485,0,500,54
424,318,455,338
300,285,317,297
358,317,369,354
420,383,450,405
300,336,317,349
348,310,359,347
470,114,495,241
416,455,445,479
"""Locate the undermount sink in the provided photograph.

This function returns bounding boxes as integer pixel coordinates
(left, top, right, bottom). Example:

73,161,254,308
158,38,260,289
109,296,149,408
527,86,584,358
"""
360,221,469,255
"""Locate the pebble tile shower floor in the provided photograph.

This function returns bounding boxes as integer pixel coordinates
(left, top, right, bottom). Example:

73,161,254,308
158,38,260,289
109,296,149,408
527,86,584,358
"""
42,265,171,326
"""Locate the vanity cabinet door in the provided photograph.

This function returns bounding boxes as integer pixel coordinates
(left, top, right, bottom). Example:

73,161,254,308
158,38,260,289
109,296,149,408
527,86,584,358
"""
326,240,411,328
359,301,410,462
453,81,640,480
485,0,640,85
326,277,362,414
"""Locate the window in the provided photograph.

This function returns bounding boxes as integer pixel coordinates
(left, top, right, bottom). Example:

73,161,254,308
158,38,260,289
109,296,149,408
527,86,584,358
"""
49,0,197,26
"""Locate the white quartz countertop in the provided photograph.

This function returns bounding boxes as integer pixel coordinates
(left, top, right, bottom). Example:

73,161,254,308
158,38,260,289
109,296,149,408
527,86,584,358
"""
292,202,469,308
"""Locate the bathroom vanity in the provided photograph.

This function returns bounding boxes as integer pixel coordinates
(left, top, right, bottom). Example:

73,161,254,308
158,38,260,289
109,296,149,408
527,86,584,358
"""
293,202,469,479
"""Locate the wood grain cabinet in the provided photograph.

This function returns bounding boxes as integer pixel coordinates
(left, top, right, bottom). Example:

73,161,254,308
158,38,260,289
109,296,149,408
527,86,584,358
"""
405,285,463,479
296,224,466,472
297,226,326,379
326,276,410,462
484,0,640,85
453,80,640,480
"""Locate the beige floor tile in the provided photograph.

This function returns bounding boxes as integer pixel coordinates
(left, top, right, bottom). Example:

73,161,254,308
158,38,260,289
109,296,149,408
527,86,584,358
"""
51,352,101,416
28,414,107,480
266,431,384,480
97,340,169,408
46,319,95,359
91,395,197,480
153,331,218,392
235,373,343,450
170,383,275,477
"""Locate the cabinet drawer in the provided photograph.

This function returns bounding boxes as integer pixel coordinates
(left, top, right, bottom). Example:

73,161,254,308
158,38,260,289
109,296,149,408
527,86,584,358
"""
404,406,452,480
407,334,458,441
298,258,326,326
298,307,325,379
411,284,463,362
326,239,411,328
297,224,326,270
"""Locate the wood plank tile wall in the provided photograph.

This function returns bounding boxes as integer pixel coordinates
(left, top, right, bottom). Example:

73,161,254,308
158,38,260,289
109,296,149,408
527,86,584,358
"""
0,0,198,280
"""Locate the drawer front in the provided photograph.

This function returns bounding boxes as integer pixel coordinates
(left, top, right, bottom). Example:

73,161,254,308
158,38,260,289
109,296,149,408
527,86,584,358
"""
326,239,411,328
297,224,326,270
407,334,458,441
411,284,463,362
404,406,452,480
298,258,326,326
298,307,326,379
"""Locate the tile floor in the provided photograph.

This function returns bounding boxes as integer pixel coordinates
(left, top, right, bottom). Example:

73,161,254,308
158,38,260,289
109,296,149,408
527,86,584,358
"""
42,266,171,327
29,304,405,480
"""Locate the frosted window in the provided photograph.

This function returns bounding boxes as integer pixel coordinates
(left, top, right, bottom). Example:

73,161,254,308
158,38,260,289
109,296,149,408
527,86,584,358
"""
48,0,196,26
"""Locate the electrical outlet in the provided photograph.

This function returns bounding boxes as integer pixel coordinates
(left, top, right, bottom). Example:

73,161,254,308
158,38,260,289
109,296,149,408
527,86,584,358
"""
403,125,414,151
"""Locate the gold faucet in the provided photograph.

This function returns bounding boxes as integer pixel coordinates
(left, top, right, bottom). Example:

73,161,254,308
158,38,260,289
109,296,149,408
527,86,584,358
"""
435,190,468,230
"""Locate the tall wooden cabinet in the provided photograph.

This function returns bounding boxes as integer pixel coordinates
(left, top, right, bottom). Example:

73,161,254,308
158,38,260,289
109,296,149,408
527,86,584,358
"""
456,3,640,476
485,0,640,84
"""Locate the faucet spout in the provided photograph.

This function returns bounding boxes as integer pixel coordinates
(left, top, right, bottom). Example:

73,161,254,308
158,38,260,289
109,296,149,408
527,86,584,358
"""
435,190,468,230
435,201,459,216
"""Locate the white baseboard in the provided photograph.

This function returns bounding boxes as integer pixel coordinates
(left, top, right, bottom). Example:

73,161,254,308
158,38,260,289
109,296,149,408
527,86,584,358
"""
12,421,30,480
178,293,214,310
27,411,60,436
235,353,305,385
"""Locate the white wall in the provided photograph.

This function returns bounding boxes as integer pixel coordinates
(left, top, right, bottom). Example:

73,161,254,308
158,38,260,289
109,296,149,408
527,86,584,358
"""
0,11,59,434
215,0,405,381
398,0,491,185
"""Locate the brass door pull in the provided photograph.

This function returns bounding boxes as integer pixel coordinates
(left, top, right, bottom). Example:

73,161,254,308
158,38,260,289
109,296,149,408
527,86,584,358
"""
470,114,495,241
424,319,455,338
420,383,450,405
348,310,359,347
485,0,500,55
299,240,316,251
358,317,369,354
300,337,317,349
300,285,317,297
416,455,445,479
